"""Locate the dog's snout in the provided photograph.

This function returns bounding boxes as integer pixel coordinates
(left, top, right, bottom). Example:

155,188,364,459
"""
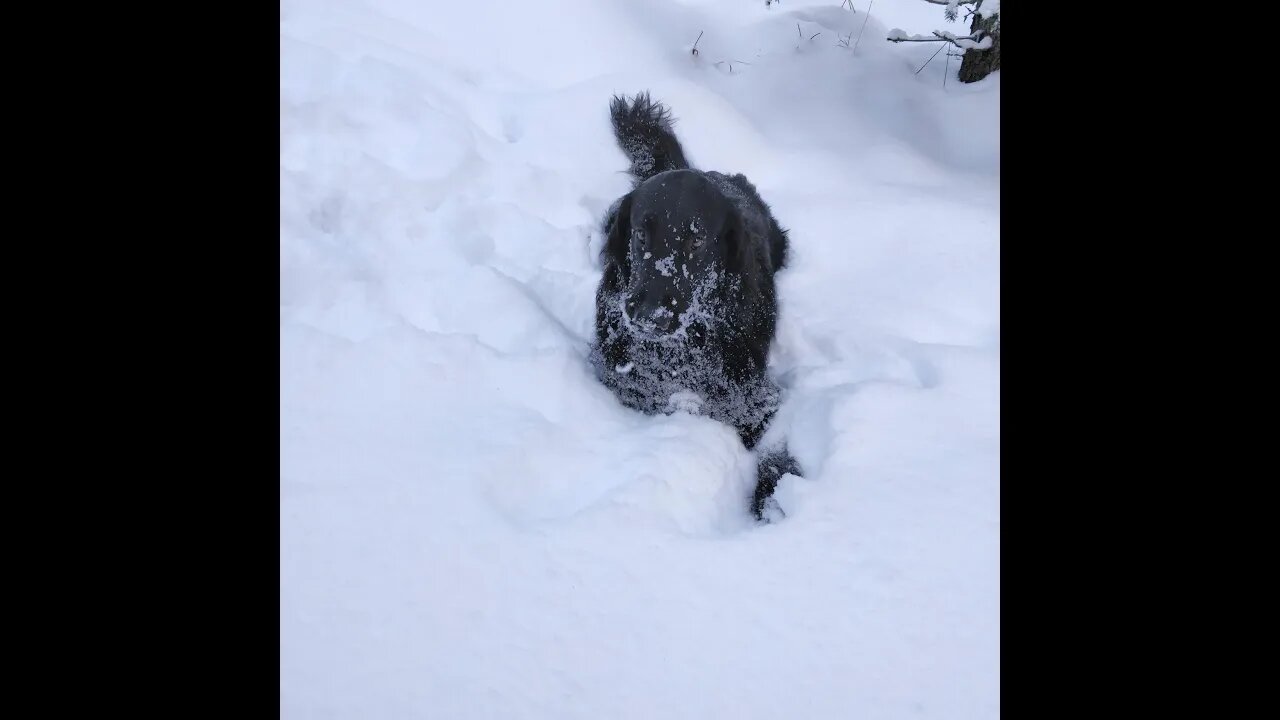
626,292,681,334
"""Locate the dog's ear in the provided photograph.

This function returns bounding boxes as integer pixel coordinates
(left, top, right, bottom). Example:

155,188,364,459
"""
720,210,748,273
603,192,634,282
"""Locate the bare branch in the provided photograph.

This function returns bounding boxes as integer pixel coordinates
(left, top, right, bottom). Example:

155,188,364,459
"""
886,28,993,51
852,0,874,52
944,39,951,87
914,43,946,75
921,0,977,6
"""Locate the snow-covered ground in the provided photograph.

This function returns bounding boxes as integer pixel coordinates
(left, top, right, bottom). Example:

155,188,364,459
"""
281,1,999,717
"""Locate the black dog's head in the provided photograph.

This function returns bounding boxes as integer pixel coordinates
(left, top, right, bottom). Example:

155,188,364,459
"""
604,169,746,337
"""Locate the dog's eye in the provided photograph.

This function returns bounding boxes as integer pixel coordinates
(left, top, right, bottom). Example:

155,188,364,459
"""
687,219,705,249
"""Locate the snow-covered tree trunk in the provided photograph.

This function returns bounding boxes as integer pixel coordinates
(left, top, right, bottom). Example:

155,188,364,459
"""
958,0,1000,83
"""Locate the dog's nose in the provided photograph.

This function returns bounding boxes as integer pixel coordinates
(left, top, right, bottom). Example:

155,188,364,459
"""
646,307,678,333
629,294,680,334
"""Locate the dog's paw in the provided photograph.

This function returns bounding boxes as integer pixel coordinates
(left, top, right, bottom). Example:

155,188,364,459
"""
755,495,787,525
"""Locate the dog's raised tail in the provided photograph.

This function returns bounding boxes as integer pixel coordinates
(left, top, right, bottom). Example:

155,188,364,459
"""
609,92,691,182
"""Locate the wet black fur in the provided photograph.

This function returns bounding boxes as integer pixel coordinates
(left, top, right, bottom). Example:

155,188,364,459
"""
595,92,802,521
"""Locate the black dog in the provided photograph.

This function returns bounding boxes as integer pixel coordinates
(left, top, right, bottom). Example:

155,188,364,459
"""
592,92,801,521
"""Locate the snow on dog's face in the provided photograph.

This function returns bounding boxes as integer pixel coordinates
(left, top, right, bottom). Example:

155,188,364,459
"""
606,170,745,338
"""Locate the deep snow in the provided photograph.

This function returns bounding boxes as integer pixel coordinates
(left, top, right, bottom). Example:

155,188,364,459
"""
281,0,999,717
